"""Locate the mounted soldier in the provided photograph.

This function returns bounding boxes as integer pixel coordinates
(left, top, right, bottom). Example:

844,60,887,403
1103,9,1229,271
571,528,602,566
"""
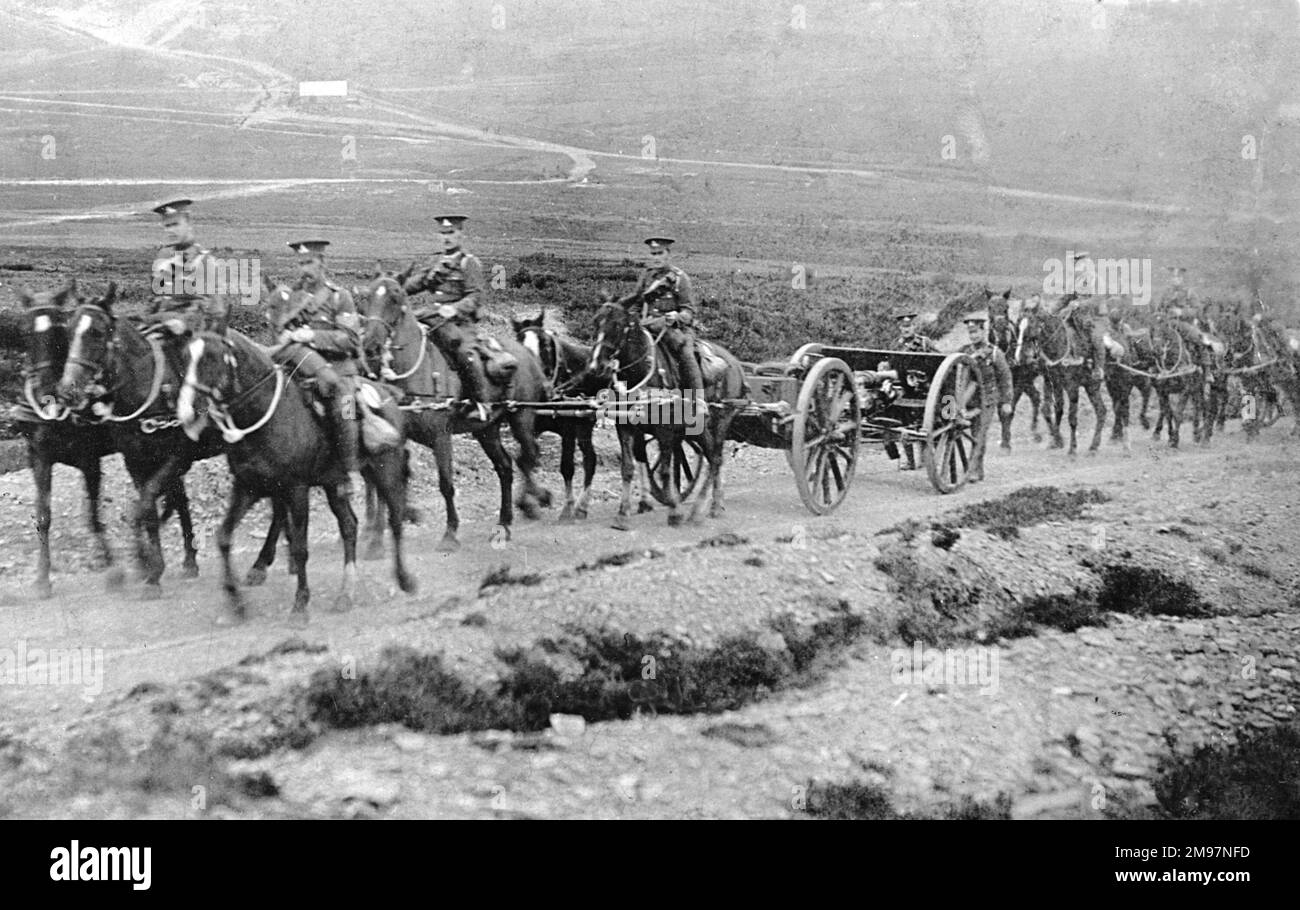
958,311,1014,483
270,240,364,499
1154,266,1221,377
143,199,230,373
615,236,705,400
1054,251,1108,381
401,214,491,421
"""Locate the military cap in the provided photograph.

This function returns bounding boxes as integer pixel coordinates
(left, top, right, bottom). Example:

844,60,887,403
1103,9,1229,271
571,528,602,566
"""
152,199,193,217
892,306,919,320
288,240,330,255
962,311,989,325
644,237,676,250
435,215,468,231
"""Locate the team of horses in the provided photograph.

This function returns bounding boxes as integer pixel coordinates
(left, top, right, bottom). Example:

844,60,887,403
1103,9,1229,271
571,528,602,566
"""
995,292,1300,456
15,277,1300,622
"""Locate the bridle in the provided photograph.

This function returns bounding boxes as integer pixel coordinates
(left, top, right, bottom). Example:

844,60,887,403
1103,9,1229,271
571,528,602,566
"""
590,304,658,393
65,304,168,424
23,304,71,421
186,335,289,444
360,281,429,381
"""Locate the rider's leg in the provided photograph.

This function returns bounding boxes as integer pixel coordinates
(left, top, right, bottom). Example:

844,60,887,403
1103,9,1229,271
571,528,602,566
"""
664,326,705,398
432,322,490,416
316,365,362,493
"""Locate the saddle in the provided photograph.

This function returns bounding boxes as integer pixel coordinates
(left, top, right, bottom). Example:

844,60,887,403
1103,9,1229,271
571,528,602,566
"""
695,340,730,385
297,378,401,452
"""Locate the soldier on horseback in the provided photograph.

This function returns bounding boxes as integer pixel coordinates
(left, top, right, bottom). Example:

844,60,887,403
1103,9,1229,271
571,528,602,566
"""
1154,266,1221,377
958,311,1014,483
143,199,230,375
1054,251,1108,381
402,214,491,421
616,237,705,400
272,240,364,498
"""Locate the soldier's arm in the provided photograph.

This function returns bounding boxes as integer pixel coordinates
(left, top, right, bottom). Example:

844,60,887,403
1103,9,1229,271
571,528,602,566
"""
401,265,431,296
310,290,362,356
675,272,697,316
455,255,486,318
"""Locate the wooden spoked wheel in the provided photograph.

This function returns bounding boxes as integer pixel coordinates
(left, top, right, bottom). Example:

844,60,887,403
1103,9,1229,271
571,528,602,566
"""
922,352,985,494
644,435,705,505
785,357,861,514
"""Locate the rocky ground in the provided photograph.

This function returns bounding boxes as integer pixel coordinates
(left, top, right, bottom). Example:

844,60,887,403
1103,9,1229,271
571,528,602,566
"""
1,420,1297,820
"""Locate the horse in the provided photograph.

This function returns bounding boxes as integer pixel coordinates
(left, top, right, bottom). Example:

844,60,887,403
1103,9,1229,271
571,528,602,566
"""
16,281,127,598
177,329,415,622
989,298,1044,449
1215,300,1300,440
1015,304,1108,455
352,273,552,551
511,311,600,522
588,299,745,528
1123,318,1211,448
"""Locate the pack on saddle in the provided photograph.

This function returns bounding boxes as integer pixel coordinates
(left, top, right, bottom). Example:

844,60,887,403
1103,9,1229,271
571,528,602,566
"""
266,268,400,476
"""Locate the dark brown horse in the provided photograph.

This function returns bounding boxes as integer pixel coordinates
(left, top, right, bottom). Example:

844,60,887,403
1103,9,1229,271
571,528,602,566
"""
353,274,552,551
1015,305,1108,455
17,281,125,598
512,312,600,522
1123,318,1211,448
588,300,745,528
988,296,1044,450
178,329,415,622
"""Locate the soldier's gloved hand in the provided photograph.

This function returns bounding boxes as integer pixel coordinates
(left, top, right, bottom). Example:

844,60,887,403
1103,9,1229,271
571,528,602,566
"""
290,327,314,343
437,304,457,320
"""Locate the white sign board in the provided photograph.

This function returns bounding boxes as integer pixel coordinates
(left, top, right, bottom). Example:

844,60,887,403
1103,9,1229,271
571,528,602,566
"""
298,81,348,97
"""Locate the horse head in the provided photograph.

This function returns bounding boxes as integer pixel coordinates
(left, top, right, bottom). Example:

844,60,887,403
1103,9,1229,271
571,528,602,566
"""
177,331,250,439
356,273,411,373
20,279,79,419
588,299,637,380
56,282,118,410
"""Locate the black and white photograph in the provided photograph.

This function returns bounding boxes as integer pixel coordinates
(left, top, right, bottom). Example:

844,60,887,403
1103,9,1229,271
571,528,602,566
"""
0,0,1296,858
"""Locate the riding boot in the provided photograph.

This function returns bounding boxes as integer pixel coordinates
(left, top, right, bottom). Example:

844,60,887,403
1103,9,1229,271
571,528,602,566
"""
677,342,706,401
330,395,362,492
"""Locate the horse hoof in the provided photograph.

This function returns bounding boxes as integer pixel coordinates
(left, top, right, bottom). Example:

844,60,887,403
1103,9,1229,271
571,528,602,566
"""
557,508,575,524
436,534,460,553
667,512,684,528
141,583,163,601
181,562,199,579
216,594,247,625
33,580,52,600
999,442,1011,452
611,515,631,532
637,501,655,514
363,542,386,562
244,566,268,587
1086,449,1097,458
709,504,726,519
104,567,126,591
331,593,354,614
397,570,418,595
574,508,588,521
1032,433,1043,444
287,609,310,629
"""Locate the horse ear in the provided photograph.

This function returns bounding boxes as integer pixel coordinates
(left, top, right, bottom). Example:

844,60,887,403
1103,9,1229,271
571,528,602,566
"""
1001,288,1012,300
102,282,117,310
396,262,416,285
53,278,77,307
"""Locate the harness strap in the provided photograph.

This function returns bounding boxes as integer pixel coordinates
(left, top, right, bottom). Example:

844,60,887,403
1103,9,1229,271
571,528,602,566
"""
103,337,167,423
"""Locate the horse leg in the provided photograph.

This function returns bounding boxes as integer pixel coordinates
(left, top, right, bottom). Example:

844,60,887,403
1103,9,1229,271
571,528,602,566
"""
575,423,598,520
1138,382,1152,431
477,429,513,547
167,478,200,578
363,477,386,561
80,457,123,589
1027,375,1043,442
131,455,185,596
632,436,655,513
661,429,686,528
1067,383,1081,456
216,482,260,622
1047,373,1065,449
1087,379,1107,454
1167,387,1183,449
375,452,417,595
432,429,460,551
999,389,1014,451
246,497,284,586
285,486,311,622
557,429,577,523
30,450,54,599
612,429,637,531
323,480,359,612
510,412,548,519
